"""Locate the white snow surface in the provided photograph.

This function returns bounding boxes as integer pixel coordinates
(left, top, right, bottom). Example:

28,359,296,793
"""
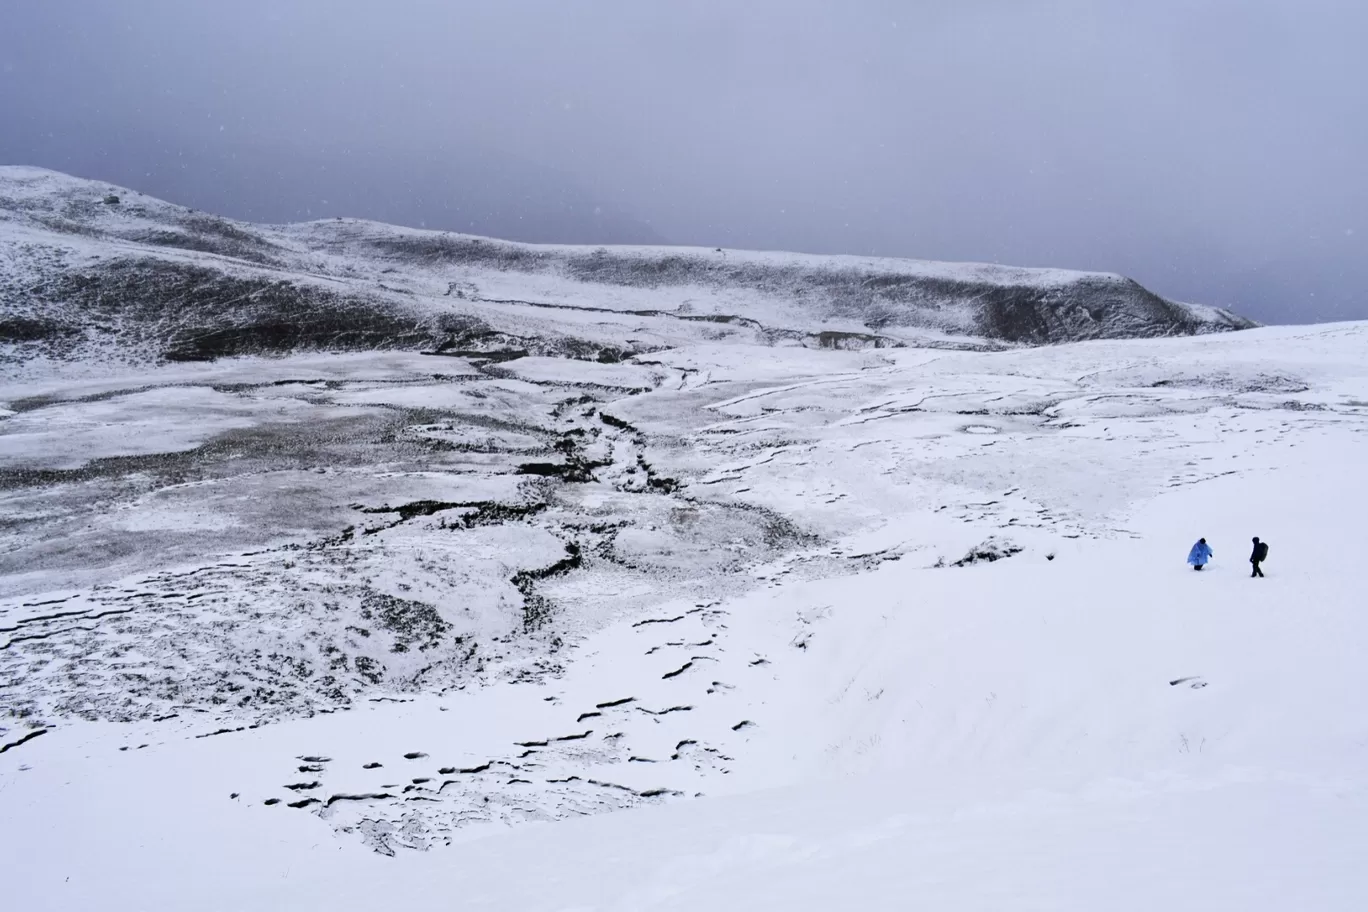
2,306,1366,905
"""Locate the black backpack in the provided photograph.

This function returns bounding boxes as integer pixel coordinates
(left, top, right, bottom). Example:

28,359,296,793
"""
1255,541,1270,561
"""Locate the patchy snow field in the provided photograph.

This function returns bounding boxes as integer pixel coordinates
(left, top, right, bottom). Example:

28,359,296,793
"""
2,321,1367,908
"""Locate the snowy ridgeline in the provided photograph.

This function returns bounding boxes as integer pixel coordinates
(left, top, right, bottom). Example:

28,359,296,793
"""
0,166,1252,378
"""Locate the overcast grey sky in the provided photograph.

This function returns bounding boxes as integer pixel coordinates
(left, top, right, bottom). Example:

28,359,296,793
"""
2,1,1364,323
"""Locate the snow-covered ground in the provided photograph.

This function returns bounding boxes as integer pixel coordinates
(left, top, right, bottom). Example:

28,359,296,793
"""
2,316,1365,907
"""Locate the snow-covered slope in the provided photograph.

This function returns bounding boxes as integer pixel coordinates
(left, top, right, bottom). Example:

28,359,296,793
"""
2,312,1365,907
1,166,1252,377
1,165,1358,909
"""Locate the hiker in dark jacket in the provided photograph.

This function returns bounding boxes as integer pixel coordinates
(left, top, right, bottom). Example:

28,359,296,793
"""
1187,538,1213,570
1249,536,1268,577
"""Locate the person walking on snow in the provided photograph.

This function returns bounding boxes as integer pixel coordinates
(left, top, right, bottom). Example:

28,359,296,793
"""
1187,538,1213,570
1250,536,1268,577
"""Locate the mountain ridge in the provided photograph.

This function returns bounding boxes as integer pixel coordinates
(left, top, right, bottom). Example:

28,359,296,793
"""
0,166,1254,371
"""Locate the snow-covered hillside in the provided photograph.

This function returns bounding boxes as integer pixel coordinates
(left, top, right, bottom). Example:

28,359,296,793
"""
1,166,1252,379
3,313,1366,907
2,166,1363,909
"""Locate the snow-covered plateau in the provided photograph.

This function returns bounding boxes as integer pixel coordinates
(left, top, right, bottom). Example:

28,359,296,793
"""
2,169,1365,909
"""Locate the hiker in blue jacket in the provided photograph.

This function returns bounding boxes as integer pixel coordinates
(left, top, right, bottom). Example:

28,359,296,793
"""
1187,538,1213,571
